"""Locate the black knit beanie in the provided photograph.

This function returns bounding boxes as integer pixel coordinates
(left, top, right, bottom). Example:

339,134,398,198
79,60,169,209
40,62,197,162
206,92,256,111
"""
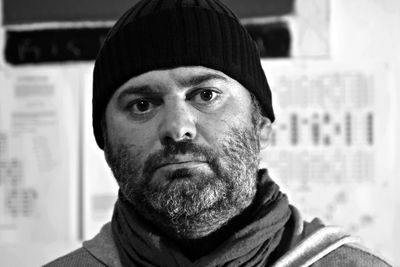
93,0,275,149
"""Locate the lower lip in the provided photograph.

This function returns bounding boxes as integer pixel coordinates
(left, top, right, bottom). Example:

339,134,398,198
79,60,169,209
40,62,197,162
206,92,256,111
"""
157,162,208,172
150,162,210,186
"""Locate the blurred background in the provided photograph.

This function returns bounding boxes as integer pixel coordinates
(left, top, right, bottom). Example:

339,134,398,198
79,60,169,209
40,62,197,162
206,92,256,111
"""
0,0,399,266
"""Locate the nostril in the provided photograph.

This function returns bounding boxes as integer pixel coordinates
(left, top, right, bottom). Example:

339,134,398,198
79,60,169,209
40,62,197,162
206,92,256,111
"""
162,135,174,145
183,131,193,139
161,131,193,145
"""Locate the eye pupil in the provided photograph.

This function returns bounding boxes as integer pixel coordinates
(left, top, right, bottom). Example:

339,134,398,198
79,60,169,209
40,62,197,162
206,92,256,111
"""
201,90,213,101
136,101,150,112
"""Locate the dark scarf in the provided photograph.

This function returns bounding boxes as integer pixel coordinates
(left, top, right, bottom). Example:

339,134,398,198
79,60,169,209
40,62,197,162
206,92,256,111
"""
111,170,291,266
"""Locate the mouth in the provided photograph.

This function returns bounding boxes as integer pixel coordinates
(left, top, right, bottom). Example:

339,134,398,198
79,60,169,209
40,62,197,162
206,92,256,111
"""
156,161,208,171
149,157,212,184
155,154,208,170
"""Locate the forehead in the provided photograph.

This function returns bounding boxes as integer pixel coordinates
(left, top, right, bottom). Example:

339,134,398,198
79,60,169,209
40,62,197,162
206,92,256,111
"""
114,66,247,94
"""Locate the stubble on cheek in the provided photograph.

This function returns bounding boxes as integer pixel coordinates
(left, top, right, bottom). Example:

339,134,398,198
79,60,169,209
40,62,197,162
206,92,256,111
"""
104,125,261,239
103,137,143,201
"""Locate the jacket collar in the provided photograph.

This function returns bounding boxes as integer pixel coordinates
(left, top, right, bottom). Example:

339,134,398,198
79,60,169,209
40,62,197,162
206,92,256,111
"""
83,222,123,267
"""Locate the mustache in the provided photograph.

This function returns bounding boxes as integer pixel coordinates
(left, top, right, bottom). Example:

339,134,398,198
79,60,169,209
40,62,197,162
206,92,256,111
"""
142,141,221,178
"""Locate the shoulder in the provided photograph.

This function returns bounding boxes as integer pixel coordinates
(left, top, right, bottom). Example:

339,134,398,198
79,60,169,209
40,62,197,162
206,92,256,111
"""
43,247,105,267
302,218,392,266
43,222,122,267
274,206,392,267
311,244,392,267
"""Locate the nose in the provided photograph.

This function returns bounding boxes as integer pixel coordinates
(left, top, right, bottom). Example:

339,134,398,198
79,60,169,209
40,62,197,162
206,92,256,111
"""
158,100,197,145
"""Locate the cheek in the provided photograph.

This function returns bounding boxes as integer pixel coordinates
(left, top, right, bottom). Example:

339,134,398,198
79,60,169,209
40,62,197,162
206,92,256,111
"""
196,121,237,150
106,118,158,159
198,100,253,137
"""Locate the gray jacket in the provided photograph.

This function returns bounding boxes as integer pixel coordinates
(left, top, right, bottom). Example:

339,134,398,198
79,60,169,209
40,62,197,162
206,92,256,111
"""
44,208,391,267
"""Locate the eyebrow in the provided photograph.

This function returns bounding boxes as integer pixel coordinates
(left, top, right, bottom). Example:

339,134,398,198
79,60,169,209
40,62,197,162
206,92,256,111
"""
117,73,228,101
117,85,157,102
177,73,228,88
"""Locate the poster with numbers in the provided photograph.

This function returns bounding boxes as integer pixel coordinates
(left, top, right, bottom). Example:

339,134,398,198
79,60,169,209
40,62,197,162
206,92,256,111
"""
0,66,80,243
260,60,398,263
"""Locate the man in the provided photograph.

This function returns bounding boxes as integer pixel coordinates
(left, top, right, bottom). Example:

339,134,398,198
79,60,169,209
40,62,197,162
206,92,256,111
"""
46,0,391,266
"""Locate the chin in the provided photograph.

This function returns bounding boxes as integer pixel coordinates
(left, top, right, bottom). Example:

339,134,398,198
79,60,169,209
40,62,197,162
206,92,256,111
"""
165,209,236,240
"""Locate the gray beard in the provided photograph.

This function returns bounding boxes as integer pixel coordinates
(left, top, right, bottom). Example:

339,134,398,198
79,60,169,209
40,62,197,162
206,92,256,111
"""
104,127,261,239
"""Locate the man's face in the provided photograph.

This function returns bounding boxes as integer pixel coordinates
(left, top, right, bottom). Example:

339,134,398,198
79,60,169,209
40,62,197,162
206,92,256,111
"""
104,66,266,239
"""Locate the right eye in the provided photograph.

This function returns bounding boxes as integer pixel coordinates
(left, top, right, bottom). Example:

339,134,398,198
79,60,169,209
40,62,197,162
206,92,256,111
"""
128,99,156,114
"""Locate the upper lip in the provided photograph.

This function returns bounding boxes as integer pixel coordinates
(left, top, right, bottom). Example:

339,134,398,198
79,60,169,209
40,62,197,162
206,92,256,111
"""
158,161,206,168
155,156,207,170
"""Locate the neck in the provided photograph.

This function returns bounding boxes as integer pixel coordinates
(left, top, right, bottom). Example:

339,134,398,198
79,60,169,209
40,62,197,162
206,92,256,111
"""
177,229,229,260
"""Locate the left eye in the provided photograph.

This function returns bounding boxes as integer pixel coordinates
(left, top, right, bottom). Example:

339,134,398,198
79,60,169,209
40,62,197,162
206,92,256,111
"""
194,89,219,103
134,100,152,112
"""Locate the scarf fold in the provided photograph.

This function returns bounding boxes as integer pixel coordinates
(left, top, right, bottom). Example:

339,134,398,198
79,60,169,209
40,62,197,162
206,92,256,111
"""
111,169,291,267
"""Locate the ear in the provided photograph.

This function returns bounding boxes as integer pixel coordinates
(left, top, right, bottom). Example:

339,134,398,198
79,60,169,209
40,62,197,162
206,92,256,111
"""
259,117,272,149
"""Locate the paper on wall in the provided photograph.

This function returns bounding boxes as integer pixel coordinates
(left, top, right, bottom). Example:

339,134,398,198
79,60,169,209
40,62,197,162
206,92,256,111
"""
260,60,397,261
0,66,80,243
293,0,330,57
